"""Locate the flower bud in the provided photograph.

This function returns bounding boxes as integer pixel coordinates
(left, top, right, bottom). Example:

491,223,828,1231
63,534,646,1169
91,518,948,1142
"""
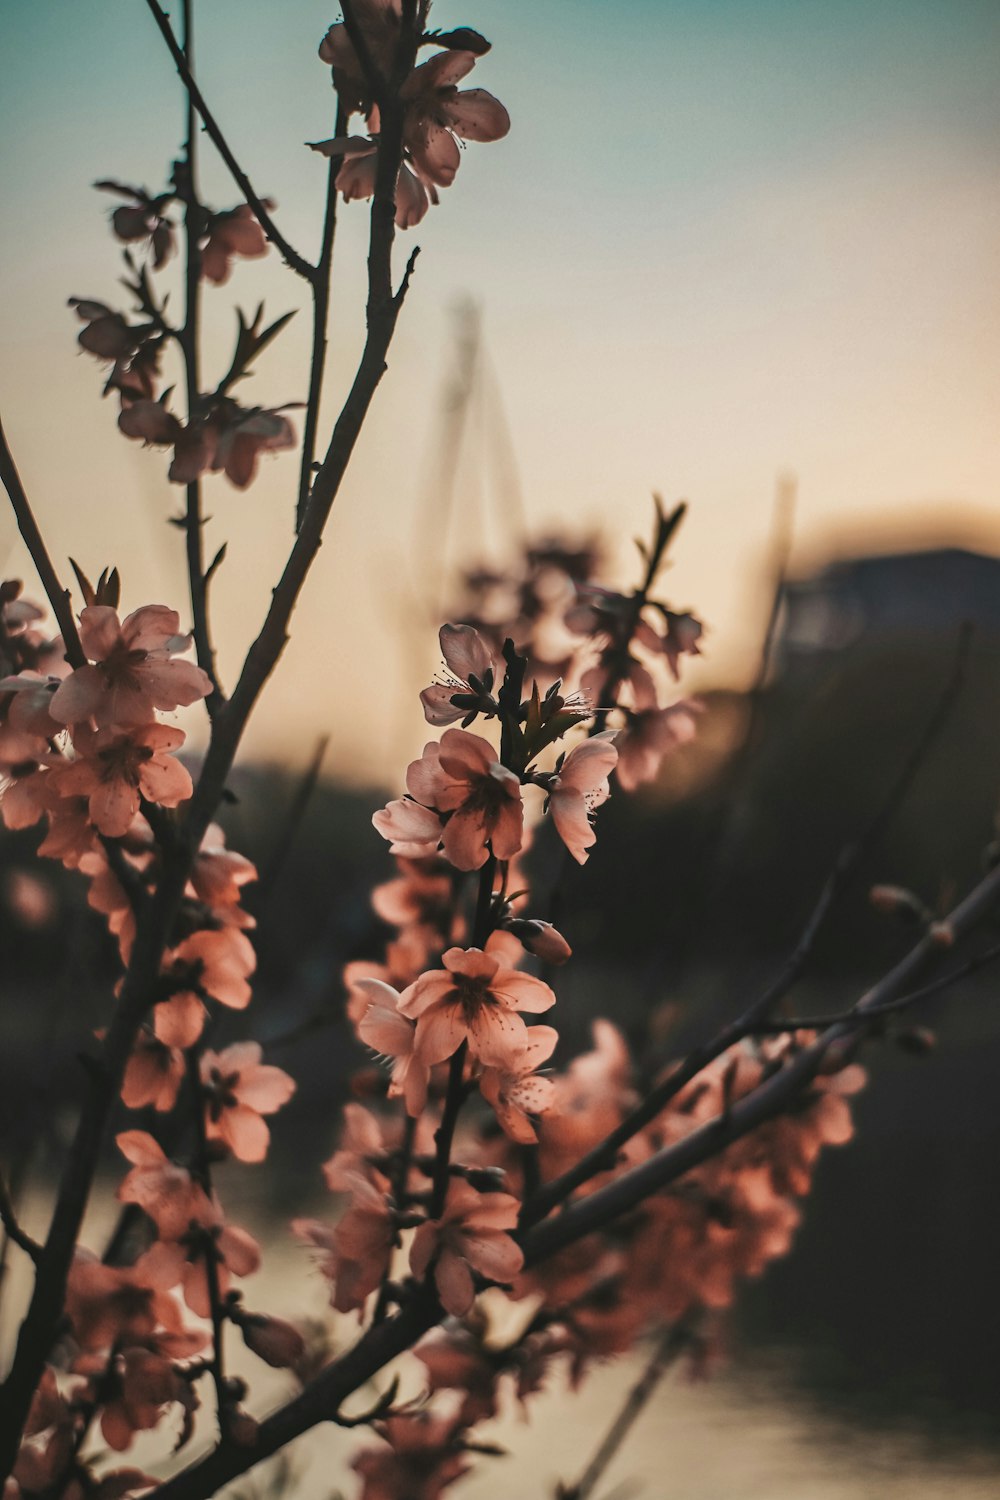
435,28,491,54
239,1314,305,1370
506,919,572,965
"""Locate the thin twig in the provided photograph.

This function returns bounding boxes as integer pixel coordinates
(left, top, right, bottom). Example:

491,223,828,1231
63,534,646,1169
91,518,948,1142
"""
521,856,1000,1267
177,0,223,711
0,1178,40,1265
296,101,347,532
558,1323,691,1500
0,415,85,668
252,734,329,914
143,0,315,283
183,1052,231,1442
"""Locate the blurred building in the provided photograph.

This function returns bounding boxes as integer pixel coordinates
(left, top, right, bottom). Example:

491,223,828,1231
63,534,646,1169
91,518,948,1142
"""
777,547,1000,665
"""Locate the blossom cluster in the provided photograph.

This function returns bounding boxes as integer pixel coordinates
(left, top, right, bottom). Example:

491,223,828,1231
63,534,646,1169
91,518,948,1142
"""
311,0,509,228
70,185,295,490
2,591,299,1490
287,516,866,1497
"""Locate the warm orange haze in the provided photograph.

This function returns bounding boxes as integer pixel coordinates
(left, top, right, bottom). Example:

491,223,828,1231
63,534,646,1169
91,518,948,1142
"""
1,2,999,1499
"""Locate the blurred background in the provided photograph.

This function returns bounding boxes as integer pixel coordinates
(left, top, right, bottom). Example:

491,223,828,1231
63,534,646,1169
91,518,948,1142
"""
2,0,1000,1493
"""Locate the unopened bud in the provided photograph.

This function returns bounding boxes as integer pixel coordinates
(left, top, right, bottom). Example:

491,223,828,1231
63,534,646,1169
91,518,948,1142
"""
239,1314,306,1370
895,1026,936,1055
928,921,954,948
868,885,931,924
434,27,491,54
506,918,572,965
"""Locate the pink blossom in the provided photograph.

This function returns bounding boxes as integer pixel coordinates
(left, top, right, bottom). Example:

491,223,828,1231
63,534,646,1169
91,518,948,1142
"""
548,732,618,863
155,928,256,1049
407,729,523,871
200,203,271,285
372,797,444,858
200,1042,296,1163
352,1412,469,1500
479,1026,558,1144
399,945,555,1070
50,605,210,729
58,724,192,836
401,51,510,189
138,1198,261,1318
410,1180,523,1316
310,137,435,229
420,621,497,725
615,699,700,792
355,979,432,1116
69,299,152,363
121,1033,184,1112
96,179,176,269
115,1131,210,1241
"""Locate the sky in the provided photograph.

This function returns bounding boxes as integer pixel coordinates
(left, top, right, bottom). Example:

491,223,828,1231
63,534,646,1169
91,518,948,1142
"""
1,0,998,784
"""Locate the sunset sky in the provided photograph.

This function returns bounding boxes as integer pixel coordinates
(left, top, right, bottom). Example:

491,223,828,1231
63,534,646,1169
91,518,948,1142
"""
1,0,998,783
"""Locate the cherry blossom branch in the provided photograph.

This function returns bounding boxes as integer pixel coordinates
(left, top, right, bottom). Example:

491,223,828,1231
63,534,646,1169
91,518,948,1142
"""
176,0,223,711
142,0,315,283
522,621,972,1226
295,101,347,533
134,854,1000,1500
592,498,686,734
0,1176,40,1265
183,1052,231,1441
141,1289,444,1500
557,1322,694,1500
746,937,1000,1033
0,30,419,1483
521,857,1000,1267
0,414,86,669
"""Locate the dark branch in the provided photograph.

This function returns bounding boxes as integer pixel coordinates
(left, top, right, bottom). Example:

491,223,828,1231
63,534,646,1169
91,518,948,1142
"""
143,0,315,283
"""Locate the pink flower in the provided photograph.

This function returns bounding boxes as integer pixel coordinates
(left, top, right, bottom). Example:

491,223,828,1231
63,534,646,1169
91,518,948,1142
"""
420,622,497,726
95,179,176,269
355,979,432,1116
615,699,700,793
200,1042,296,1163
410,1180,523,1316
200,204,271,285
407,729,523,871
155,928,256,1048
69,299,152,363
115,1132,210,1242
121,1033,184,1112
294,1171,396,1316
58,724,192,836
479,1026,558,1144
96,1347,189,1452
372,797,444,858
352,1412,469,1500
49,605,210,730
548,732,618,863
137,1199,261,1318
310,137,436,229
399,945,555,1069
401,51,510,189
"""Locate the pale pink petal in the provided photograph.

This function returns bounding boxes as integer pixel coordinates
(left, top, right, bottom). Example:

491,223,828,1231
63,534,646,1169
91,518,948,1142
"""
444,88,510,142
435,1249,476,1317
414,1004,466,1064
